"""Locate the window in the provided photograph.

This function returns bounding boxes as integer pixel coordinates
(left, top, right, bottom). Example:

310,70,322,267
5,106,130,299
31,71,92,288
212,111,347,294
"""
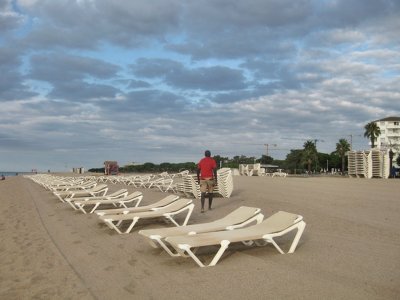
394,121,399,126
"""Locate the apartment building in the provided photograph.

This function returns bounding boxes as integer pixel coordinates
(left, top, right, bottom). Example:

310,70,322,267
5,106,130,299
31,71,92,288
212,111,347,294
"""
375,116,400,166
347,116,399,178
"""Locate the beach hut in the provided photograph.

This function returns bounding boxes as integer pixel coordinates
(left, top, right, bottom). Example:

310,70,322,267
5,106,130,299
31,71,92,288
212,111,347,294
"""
104,161,119,175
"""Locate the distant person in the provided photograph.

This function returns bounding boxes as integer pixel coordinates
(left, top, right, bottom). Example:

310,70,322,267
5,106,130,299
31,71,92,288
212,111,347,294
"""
1,175,5,180
391,166,396,178
197,150,217,213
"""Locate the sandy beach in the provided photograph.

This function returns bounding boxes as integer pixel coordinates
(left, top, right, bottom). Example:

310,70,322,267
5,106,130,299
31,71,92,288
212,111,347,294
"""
0,174,399,299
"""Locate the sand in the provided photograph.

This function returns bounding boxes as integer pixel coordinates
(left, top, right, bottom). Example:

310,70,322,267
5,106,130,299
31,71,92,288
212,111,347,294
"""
0,174,399,299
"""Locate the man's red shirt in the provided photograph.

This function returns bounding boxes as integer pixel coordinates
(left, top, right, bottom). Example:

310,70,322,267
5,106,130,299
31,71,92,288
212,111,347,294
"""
197,157,217,179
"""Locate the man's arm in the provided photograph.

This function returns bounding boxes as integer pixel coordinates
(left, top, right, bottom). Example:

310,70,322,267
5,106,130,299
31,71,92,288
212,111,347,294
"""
213,168,217,183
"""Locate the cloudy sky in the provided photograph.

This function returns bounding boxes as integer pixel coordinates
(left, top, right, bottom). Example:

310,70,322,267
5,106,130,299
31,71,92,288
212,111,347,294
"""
1,0,399,172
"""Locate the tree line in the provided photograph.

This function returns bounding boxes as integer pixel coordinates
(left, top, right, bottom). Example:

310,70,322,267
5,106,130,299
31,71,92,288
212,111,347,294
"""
88,139,350,175
89,121,399,175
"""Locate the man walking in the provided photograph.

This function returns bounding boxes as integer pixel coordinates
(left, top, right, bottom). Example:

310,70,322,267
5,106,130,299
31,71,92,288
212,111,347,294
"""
197,150,217,213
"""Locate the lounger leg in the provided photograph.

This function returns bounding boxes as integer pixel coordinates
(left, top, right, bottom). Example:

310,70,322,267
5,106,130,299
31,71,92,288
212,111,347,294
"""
125,217,140,234
181,204,194,226
267,239,285,254
55,194,65,202
164,204,194,226
89,203,101,214
262,221,307,254
151,236,180,257
288,221,306,253
65,199,78,210
179,240,230,267
209,240,230,267
76,204,89,214
104,220,123,234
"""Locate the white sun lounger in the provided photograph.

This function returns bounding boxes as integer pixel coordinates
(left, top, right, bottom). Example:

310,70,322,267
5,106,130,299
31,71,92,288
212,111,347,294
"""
64,189,129,210
164,211,306,267
98,198,194,234
49,180,96,192
138,206,264,256
54,184,108,202
95,194,180,216
72,191,143,214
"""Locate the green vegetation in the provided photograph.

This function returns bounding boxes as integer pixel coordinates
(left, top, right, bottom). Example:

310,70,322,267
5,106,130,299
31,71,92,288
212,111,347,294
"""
335,138,351,174
364,121,381,148
88,138,352,175
302,140,318,173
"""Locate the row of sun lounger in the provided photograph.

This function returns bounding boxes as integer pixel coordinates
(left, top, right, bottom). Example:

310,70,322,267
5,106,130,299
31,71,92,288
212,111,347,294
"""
92,169,234,199
27,174,306,267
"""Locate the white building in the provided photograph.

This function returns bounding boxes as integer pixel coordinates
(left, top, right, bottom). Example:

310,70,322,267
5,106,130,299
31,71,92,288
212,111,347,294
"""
374,116,400,166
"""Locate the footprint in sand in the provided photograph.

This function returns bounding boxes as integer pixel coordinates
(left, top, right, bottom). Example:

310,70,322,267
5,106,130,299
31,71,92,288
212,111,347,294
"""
104,265,115,271
123,282,136,295
127,257,137,266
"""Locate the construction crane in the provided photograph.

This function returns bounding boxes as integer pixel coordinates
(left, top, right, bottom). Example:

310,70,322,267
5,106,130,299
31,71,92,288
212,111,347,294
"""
347,134,361,151
230,142,288,157
264,144,277,157
281,137,325,148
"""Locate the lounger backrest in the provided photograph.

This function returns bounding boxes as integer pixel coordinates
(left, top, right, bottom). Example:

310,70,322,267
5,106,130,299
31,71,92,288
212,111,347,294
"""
107,189,128,197
123,198,192,216
215,206,261,226
155,198,192,213
233,211,302,236
122,191,142,200
148,194,180,208
91,184,108,192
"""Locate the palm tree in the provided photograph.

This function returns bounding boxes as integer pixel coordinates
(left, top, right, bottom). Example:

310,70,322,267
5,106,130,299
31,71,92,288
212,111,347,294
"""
364,121,381,148
302,140,317,173
335,138,351,174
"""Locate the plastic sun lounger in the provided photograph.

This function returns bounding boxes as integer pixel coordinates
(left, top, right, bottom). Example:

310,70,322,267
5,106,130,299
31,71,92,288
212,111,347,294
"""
98,198,194,234
72,191,143,214
64,189,129,210
95,194,180,216
49,180,96,192
138,206,264,256
54,184,109,202
164,211,306,267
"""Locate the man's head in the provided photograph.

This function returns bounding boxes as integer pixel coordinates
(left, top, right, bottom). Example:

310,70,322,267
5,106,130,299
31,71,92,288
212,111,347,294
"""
205,150,211,157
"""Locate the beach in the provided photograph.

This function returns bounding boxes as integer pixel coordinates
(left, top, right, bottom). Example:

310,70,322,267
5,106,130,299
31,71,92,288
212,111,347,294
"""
0,174,399,299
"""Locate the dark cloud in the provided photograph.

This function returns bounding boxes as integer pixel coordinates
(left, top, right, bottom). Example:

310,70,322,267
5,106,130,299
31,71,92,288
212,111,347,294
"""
29,53,120,82
26,53,121,101
111,89,188,114
19,0,181,50
131,58,246,91
127,79,152,89
0,0,25,33
0,47,37,101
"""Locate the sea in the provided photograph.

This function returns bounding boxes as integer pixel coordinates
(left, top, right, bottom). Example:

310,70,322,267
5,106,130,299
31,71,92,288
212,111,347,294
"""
0,171,37,177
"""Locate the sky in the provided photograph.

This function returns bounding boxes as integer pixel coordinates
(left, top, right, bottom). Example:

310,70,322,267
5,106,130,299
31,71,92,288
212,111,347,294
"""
1,0,400,172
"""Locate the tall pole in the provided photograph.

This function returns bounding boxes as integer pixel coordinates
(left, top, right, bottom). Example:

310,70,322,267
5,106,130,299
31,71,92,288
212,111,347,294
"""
264,144,277,157
348,134,361,151
349,134,353,151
